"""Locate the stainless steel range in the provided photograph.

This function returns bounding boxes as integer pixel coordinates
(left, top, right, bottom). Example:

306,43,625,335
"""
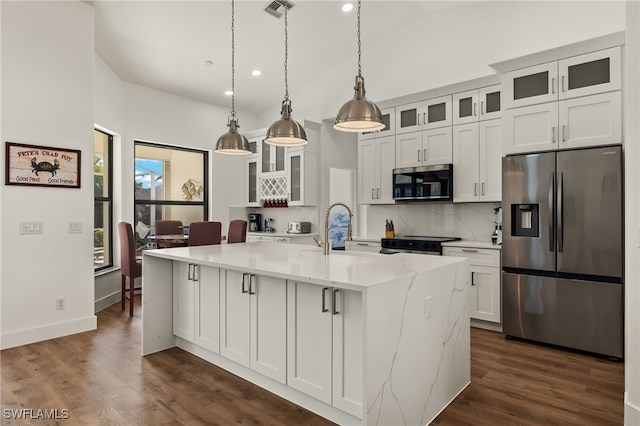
380,236,461,255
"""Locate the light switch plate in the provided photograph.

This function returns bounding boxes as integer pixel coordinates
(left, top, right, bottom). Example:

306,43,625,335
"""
20,221,43,235
68,222,83,234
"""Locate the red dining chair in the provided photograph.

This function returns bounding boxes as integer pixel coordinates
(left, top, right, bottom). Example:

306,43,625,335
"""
227,220,247,244
154,220,183,235
118,222,142,316
189,221,222,246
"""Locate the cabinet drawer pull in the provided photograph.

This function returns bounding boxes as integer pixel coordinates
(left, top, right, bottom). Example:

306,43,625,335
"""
562,125,566,142
481,100,485,115
552,126,556,143
372,188,375,199
474,183,478,196
417,149,421,162
423,148,427,161
482,182,485,196
332,289,340,315
471,272,475,286
248,274,256,295
192,264,199,282
473,102,477,117
551,77,556,94
377,188,380,199
322,287,329,313
561,75,565,92
241,273,248,293
462,249,478,253
417,112,420,126
187,263,192,281
357,243,369,246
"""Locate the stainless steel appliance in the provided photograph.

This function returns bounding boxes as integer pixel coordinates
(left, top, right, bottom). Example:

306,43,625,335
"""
502,145,623,358
381,236,460,255
287,221,311,234
248,213,262,232
392,164,453,202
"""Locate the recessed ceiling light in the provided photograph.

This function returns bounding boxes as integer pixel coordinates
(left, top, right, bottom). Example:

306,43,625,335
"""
203,60,214,66
342,3,353,13
251,69,262,77
224,90,233,96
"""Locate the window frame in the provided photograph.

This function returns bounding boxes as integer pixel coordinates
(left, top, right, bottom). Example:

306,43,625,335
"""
94,129,114,272
133,141,209,245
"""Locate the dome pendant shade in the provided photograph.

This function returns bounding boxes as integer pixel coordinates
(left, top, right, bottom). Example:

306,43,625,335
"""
215,117,251,155
334,75,385,132
265,99,307,146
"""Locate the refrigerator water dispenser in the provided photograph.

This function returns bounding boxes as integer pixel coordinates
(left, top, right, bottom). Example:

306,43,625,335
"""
511,204,539,237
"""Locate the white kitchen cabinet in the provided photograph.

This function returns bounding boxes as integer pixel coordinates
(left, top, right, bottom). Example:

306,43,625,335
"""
395,95,452,134
395,127,453,169
357,107,395,142
286,281,363,418
503,47,621,109
245,154,260,207
246,235,290,243
287,147,317,206
261,139,286,175
173,261,196,342
453,85,501,125
358,135,395,204
503,91,621,155
453,119,501,202
220,269,287,383
194,265,220,353
344,240,381,253
443,246,501,324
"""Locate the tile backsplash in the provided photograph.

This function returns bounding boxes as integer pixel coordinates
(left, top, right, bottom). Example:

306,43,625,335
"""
364,202,501,242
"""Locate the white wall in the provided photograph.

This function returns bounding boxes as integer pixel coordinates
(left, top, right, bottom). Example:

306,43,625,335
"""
1,1,96,348
625,2,640,424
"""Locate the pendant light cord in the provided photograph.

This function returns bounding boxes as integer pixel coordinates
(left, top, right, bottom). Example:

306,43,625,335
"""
284,0,289,101
357,0,362,78
231,0,237,117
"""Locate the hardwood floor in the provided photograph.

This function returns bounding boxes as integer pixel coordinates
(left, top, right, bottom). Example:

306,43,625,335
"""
1,301,624,425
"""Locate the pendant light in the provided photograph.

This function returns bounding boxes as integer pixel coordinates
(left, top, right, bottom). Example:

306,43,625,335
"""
334,0,384,132
215,0,251,155
265,0,307,146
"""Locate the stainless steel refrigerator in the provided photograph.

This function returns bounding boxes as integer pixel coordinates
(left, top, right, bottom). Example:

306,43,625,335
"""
502,145,623,358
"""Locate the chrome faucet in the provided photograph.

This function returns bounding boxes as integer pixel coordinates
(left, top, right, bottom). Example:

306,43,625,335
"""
318,202,353,255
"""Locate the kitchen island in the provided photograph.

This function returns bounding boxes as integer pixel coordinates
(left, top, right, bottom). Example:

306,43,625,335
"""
142,242,470,425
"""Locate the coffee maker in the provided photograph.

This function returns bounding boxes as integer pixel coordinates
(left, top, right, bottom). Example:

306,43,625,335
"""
248,213,262,232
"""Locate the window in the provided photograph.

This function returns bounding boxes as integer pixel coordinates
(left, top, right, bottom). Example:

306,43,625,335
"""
134,142,208,249
94,129,113,271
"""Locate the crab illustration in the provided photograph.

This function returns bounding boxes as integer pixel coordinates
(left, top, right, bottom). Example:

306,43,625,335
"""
31,158,60,176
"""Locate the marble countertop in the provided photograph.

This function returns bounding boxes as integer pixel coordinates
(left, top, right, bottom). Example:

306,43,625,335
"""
143,242,464,290
441,240,502,250
247,231,319,237
346,237,381,244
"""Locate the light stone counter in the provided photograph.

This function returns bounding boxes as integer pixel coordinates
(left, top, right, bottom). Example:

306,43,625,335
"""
143,242,470,425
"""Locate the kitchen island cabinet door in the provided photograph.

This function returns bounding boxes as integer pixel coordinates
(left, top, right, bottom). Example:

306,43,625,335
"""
287,281,332,404
332,288,363,418
173,261,195,343
469,265,501,323
220,269,250,367
194,266,220,353
249,275,287,384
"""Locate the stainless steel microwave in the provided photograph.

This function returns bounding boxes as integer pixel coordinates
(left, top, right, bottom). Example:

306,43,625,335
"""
392,164,453,202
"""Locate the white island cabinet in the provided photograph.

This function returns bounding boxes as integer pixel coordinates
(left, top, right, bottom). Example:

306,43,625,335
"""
143,242,470,425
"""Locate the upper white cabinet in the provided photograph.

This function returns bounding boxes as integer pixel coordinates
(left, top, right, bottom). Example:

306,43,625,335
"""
358,135,395,204
453,119,502,202
287,147,317,206
503,47,621,109
503,91,621,154
261,140,286,175
245,154,260,207
357,107,395,142
395,128,452,169
395,95,452,134
453,85,502,125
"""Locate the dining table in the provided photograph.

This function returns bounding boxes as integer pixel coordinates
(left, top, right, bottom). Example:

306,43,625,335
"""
147,234,226,248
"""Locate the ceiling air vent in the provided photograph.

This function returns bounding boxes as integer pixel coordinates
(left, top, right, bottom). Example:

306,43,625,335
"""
264,0,295,19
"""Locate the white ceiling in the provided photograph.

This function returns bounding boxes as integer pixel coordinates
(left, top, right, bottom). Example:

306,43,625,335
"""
93,1,476,115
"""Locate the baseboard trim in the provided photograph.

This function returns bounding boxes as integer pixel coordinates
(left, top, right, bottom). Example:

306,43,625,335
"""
625,393,640,426
1,316,97,350
95,290,122,313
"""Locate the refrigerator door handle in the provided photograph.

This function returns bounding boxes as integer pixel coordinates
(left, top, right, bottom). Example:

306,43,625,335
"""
558,172,564,253
549,172,555,252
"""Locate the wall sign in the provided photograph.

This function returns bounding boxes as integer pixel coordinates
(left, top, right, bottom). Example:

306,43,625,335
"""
5,142,81,188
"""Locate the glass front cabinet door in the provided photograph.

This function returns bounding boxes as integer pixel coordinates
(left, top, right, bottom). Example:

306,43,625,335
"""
245,155,260,207
453,85,501,125
262,140,286,174
357,108,395,142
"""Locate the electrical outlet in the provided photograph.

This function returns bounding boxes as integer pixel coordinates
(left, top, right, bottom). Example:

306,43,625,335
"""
425,296,433,320
56,298,65,310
